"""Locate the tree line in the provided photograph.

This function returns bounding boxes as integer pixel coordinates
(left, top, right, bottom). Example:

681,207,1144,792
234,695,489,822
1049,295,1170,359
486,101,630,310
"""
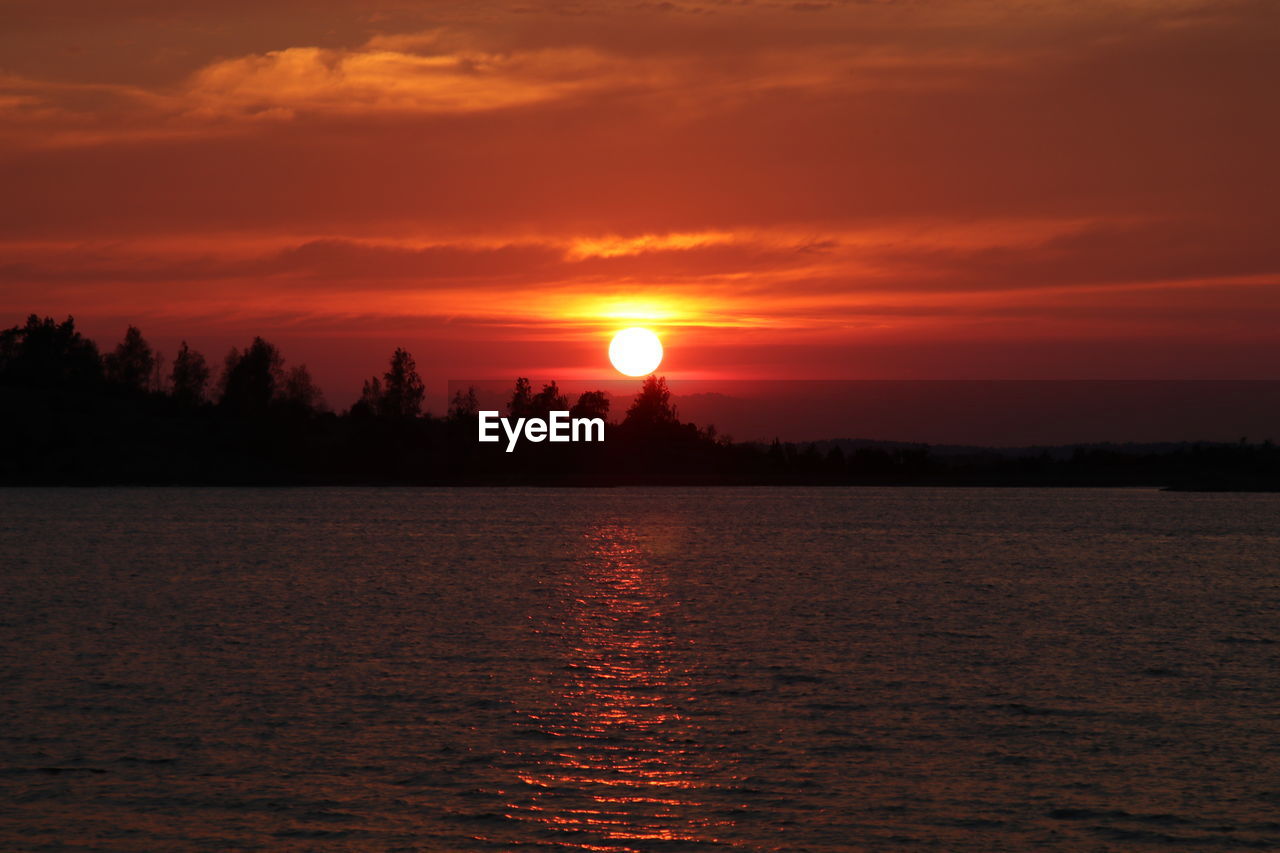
0,315,676,427
0,314,715,483
2,315,335,416
2,314,1277,488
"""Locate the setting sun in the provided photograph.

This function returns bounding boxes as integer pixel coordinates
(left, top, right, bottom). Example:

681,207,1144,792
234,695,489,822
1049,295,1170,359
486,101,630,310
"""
609,327,664,377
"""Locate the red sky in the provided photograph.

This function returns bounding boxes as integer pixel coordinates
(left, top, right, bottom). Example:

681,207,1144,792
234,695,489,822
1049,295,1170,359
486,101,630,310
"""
3,0,1278,406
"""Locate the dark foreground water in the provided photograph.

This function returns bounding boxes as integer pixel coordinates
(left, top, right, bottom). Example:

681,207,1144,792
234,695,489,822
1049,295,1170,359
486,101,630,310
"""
1,488,1278,851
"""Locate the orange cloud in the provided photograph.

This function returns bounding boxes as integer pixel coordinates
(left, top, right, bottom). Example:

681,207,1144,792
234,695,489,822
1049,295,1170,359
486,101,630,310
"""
183,44,624,119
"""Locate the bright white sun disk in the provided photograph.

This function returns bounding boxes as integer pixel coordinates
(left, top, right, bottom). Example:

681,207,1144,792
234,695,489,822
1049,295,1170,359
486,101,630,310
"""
609,327,663,376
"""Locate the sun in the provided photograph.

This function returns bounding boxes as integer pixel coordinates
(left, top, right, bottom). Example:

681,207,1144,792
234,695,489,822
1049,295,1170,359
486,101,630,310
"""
609,327,663,377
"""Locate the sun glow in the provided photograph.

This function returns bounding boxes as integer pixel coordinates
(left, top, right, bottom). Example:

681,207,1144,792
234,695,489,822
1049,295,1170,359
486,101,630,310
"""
609,328,663,377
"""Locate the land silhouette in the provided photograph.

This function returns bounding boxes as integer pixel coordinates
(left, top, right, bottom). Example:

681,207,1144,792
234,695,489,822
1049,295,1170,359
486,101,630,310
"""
2,315,1277,489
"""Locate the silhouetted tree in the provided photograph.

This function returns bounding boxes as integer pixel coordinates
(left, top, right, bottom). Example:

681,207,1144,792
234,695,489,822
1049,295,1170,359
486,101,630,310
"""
530,381,569,418
449,385,479,420
379,348,425,419
0,314,101,389
102,325,154,392
571,390,610,421
281,364,324,412
360,377,382,408
149,350,166,393
170,341,210,406
347,376,381,419
623,375,678,429
509,377,534,418
219,337,283,417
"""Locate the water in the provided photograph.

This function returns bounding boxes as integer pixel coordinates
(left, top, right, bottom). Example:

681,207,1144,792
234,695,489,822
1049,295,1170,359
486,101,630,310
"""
1,487,1278,851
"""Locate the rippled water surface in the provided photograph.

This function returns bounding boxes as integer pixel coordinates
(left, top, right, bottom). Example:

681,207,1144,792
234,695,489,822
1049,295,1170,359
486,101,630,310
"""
1,487,1279,851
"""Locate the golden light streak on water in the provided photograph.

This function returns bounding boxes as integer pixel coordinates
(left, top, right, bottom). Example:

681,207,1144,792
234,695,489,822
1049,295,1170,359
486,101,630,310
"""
486,522,736,850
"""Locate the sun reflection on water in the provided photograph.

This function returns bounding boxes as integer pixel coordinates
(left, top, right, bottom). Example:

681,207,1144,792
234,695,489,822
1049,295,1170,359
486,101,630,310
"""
493,522,732,850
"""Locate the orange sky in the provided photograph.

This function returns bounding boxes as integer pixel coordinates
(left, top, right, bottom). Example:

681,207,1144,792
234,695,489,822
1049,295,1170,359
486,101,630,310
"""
2,0,1278,402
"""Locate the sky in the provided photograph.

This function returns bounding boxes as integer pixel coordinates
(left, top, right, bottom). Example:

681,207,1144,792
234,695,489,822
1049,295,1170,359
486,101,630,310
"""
2,0,1278,406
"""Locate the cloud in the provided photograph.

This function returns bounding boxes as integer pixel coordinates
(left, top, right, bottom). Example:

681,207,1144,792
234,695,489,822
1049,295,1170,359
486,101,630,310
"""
0,230,842,293
0,11,1033,148
4,217,1276,340
176,35,1013,122
182,45,625,119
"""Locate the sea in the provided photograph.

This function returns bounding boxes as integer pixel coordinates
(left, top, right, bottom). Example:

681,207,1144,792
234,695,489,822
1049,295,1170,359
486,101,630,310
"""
1,487,1277,851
